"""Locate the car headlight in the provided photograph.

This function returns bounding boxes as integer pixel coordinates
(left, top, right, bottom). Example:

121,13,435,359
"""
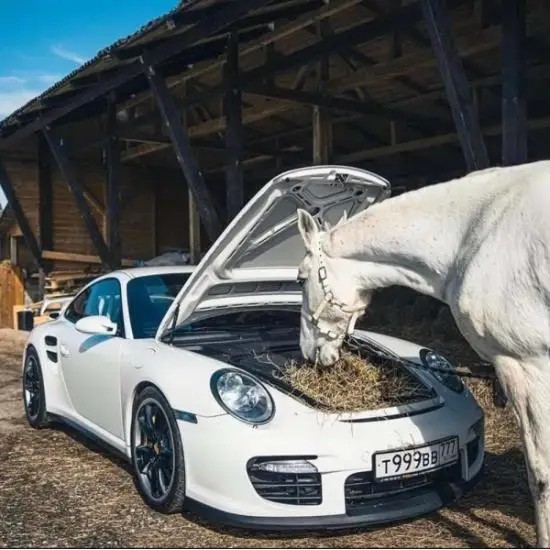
211,369,274,424
420,349,464,393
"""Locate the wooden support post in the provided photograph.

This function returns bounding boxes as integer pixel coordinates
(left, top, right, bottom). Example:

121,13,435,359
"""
142,56,223,241
180,82,201,262
188,189,201,263
0,160,42,265
105,94,122,268
38,134,53,297
421,0,489,171
42,125,113,269
501,0,527,166
312,20,333,164
38,134,53,254
390,0,403,58
224,30,244,222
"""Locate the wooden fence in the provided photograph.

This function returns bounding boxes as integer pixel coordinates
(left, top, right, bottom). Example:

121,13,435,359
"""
0,263,25,328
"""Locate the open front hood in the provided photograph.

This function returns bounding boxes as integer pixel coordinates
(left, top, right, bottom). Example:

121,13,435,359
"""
156,166,390,338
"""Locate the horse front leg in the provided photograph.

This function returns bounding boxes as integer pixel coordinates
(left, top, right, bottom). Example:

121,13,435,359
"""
495,355,550,547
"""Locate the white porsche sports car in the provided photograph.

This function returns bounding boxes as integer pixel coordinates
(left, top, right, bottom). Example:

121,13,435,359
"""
23,166,484,530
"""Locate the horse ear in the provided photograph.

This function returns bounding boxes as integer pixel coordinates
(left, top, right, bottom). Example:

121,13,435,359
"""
297,209,318,250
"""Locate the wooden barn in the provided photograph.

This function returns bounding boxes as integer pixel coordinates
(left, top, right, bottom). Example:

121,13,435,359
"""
0,0,546,323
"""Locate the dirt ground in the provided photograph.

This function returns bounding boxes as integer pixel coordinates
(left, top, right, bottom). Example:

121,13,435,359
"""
0,312,536,548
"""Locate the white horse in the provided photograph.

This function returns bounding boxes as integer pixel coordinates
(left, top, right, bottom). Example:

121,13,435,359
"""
297,160,550,545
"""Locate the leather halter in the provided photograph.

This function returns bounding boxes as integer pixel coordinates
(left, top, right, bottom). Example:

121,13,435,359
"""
303,238,366,340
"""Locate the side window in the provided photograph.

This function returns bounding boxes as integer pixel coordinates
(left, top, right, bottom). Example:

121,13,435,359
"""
65,278,124,336
64,288,91,324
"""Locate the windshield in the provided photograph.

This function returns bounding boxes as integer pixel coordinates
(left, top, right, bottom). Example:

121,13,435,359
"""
128,273,191,339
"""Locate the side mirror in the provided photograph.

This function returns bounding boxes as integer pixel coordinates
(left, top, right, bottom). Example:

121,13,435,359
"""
75,315,117,336
49,311,60,320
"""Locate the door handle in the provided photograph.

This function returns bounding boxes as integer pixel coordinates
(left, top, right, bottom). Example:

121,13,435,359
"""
59,344,69,358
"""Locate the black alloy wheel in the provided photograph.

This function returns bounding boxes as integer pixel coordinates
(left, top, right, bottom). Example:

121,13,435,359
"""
23,346,50,428
131,386,186,513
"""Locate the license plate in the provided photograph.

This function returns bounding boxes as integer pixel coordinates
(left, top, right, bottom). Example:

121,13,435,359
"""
374,437,458,480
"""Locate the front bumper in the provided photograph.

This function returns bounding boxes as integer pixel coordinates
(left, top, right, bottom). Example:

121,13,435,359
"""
178,391,484,528
184,467,483,531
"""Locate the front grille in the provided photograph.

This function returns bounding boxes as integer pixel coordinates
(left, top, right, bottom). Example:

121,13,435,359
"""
345,462,461,513
247,464,322,505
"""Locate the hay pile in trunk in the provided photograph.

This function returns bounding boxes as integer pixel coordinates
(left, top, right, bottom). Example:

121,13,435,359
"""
279,351,430,412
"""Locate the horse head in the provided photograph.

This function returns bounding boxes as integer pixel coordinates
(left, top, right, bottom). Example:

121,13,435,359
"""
296,209,371,366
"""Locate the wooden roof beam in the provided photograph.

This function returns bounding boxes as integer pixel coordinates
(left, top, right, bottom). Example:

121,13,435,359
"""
327,7,548,95
143,56,223,240
0,0,275,149
245,84,441,130
182,1,443,110
123,2,464,148
244,60,550,148
335,115,550,164
122,19,508,162
118,0,363,113
421,0,489,170
114,25,271,62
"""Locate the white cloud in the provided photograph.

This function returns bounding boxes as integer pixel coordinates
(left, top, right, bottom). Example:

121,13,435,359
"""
35,73,62,85
51,44,87,65
0,75,26,85
0,74,51,119
0,89,40,118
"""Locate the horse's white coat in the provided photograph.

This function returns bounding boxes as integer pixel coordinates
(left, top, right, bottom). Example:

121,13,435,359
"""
297,161,550,545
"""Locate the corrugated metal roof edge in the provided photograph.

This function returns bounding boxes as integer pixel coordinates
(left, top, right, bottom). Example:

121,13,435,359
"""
0,0,204,132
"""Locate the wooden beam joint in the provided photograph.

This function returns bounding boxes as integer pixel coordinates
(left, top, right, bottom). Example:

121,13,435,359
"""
142,55,223,241
42,125,114,269
421,0,489,171
224,30,244,222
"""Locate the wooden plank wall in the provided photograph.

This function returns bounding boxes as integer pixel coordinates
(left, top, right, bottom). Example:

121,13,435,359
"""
155,171,190,256
51,164,106,260
0,263,25,328
3,159,191,270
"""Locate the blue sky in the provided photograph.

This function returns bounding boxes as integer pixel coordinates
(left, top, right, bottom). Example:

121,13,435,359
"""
0,0,176,206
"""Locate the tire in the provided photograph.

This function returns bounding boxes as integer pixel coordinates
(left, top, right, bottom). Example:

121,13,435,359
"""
131,386,186,513
22,346,50,429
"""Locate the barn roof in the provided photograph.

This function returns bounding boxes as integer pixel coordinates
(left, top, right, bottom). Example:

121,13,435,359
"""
0,0,228,132
1,0,550,185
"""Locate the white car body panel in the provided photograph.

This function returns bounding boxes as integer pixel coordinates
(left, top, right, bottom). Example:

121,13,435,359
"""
25,167,483,527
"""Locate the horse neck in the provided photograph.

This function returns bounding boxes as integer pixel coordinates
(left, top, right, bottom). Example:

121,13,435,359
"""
324,176,488,300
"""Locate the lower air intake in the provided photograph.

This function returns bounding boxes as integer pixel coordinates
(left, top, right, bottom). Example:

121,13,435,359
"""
247,457,322,505
345,462,461,514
